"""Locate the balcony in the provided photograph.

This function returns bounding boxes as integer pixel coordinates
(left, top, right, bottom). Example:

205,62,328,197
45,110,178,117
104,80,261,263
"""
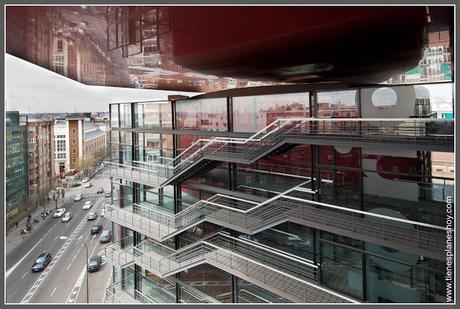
131,232,356,303
104,279,141,304
102,238,134,268
106,118,454,190
103,245,221,304
105,179,446,260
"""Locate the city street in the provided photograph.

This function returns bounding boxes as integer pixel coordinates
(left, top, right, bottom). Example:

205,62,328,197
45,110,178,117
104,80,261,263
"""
6,171,114,304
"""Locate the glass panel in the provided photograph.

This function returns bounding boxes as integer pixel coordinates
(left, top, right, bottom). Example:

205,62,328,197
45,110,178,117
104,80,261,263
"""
240,222,314,261
186,162,229,190
116,183,133,211
179,264,232,303
365,250,447,303
233,92,310,132
176,98,227,131
180,186,201,210
111,104,119,128
316,90,358,118
161,103,173,128
119,103,132,128
139,185,175,214
321,241,363,300
139,271,176,303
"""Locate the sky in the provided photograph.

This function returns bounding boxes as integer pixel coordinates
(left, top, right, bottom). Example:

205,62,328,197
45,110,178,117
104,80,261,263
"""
5,54,199,113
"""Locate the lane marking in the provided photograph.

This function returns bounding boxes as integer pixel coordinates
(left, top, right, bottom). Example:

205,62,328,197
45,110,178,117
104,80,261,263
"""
6,237,45,278
21,271,28,279
66,266,86,303
50,286,57,297
66,263,72,271
21,198,104,303
71,238,101,303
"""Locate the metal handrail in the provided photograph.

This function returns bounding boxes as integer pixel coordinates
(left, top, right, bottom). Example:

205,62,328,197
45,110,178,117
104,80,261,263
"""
105,275,138,304
102,237,135,267
107,118,453,191
131,232,356,303
107,176,447,237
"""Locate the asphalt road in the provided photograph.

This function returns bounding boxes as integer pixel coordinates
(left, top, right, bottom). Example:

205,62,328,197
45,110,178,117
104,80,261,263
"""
6,171,114,304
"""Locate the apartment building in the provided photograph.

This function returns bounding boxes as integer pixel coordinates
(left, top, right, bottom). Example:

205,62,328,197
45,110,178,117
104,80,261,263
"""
5,112,28,215
83,122,107,159
27,117,55,197
54,114,108,177
104,82,454,303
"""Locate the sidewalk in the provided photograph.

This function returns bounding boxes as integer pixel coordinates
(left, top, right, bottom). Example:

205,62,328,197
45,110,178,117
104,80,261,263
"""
6,188,70,256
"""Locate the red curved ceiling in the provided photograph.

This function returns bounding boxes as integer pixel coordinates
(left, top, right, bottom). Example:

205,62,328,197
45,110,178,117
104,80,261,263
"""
169,7,430,83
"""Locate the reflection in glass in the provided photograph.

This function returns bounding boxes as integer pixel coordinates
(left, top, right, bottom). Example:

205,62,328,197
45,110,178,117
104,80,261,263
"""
233,92,309,132
237,278,291,303
176,98,227,131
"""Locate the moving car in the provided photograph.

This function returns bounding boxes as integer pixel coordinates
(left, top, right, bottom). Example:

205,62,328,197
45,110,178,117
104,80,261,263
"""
84,182,92,188
97,187,104,194
61,212,72,222
104,192,111,198
83,201,93,210
32,252,52,272
81,177,90,183
87,255,102,272
91,223,102,234
87,211,97,220
53,208,66,218
73,194,83,202
99,230,112,243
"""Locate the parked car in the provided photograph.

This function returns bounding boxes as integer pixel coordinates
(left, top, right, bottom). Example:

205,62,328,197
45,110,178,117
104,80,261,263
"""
87,255,102,272
32,252,52,272
81,177,90,183
91,223,102,234
73,194,83,202
87,211,97,221
61,212,72,222
99,230,112,243
83,201,93,210
53,208,66,218
70,182,81,188
104,192,112,198
97,187,104,194
84,182,92,188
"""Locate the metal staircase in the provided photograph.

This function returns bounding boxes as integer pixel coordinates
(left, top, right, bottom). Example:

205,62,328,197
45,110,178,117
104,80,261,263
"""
106,118,454,189
105,180,447,260
122,232,359,303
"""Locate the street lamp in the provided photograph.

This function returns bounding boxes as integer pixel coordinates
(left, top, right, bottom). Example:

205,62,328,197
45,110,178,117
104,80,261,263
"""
82,241,89,304
109,176,113,205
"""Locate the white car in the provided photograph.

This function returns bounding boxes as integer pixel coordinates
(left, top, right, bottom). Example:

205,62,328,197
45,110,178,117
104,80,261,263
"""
84,182,92,188
61,212,72,222
73,194,83,202
81,177,90,183
53,208,66,218
83,201,93,210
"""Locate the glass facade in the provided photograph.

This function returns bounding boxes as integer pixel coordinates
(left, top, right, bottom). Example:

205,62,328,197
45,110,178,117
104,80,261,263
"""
233,92,310,132
6,112,28,214
107,82,454,303
176,98,227,131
